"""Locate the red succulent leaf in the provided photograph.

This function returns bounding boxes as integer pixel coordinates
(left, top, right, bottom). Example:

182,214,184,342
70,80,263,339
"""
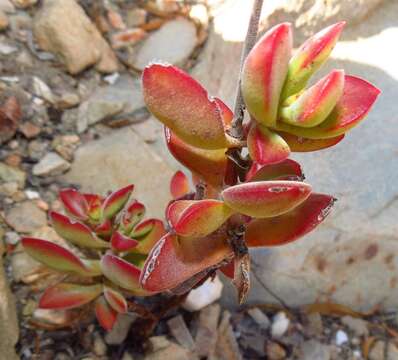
276,75,381,139
282,22,346,99
103,287,128,314
245,193,335,247
100,254,150,295
222,181,312,218
246,159,303,182
166,200,196,228
95,296,118,331
120,201,146,234
140,231,232,293
281,70,345,128
219,260,235,279
94,219,113,238
132,219,166,255
101,184,134,220
165,127,229,188
143,64,239,150
173,200,234,238
21,237,94,276
170,171,190,199
278,131,345,152
214,97,233,127
39,283,102,310
50,211,109,249
111,231,139,252
83,194,103,221
247,123,290,165
59,188,89,220
242,23,292,127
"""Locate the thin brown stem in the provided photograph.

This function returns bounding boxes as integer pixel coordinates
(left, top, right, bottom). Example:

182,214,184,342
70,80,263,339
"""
230,0,264,139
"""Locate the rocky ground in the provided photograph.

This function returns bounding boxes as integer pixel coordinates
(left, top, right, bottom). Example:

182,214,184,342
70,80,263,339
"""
0,0,397,359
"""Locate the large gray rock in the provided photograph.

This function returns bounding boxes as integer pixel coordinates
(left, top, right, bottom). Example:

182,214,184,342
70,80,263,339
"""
0,236,19,359
62,128,174,218
33,0,118,74
195,0,398,311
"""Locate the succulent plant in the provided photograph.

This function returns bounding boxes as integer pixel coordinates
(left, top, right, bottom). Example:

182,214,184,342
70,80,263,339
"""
22,22,379,331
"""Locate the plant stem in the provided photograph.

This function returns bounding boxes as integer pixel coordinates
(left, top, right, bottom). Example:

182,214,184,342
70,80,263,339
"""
230,0,264,139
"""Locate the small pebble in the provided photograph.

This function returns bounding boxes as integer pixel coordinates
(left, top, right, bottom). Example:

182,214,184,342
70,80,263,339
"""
271,312,290,338
335,329,349,346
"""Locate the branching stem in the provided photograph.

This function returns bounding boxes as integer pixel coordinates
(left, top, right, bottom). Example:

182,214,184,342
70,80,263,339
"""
230,0,264,139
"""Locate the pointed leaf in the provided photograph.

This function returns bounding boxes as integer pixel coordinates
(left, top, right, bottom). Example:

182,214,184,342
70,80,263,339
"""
222,181,311,218
103,287,128,314
165,128,229,188
94,219,113,238
214,97,233,126
143,64,239,149
132,219,166,255
282,22,345,99
246,159,304,182
95,296,117,331
101,184,134,220
140,232,232,292
50,211,109,248
247,124,290,165
59,188,88,220
39,283,102,310
101,254,150,295
174,200,234,238
281,70,345,127
170,171,190,199
276,75,380,138
22,237,91,276
245,193,335,247
120,201,146,234
242,23,292,127
84,193,103,221
111,231,139,252
278,131,344,152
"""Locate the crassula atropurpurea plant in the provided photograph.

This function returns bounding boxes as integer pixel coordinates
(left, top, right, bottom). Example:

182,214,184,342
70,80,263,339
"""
22,21,380,331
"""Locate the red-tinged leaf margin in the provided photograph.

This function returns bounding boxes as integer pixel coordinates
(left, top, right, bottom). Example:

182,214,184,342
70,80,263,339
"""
278,131,345,152
39,283,102,310
246,159,304,182
133,219,166,255
21,237,90,276
59,188,88,220
111,231,139,252
100,254,150,295
95,296,118,331
101,184,134,220
50,211,109,249
103,287,128,314
245,193,336,247
170,170,190,199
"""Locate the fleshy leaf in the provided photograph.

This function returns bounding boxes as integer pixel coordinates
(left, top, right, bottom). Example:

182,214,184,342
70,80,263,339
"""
111,231,139,252
143,64,239,149
219,260,235,279
247,159,303,182
103,287,128,314
120,201,146,234
59,189,88,220
94,219,113,238
165,128,229,188
166,200,196,228
101,184,134,220
221,181,311,218
242,23,292,127
140,231,232,292
174,200,234,238
170,171,190,199
281,70,345,128
214,98,233,126
282,22,345,99
95,296,117,331
278,131,344,152
39,283,102,310
245,193,335,247
22,237,91,276
84,194,103,222
132,219,166,255
101,254,149,295
276,75,380,139
50,211,109,249
247,123,290,165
